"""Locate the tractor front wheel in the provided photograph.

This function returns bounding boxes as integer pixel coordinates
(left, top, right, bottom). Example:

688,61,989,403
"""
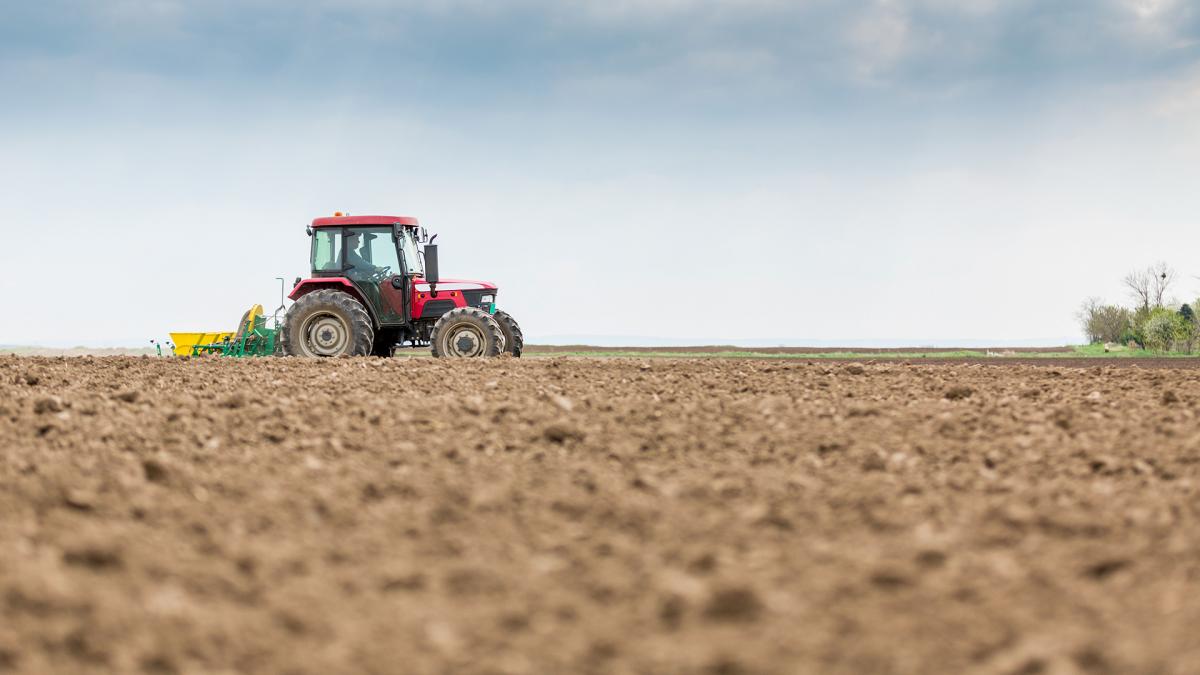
492,310,523,357
280,289,374,357
431,307,504,358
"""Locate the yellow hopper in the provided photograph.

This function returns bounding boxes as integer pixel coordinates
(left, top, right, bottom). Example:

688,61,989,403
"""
169,331,235,356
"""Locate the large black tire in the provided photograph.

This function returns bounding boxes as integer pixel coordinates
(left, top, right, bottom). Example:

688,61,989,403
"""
280,289,374,357
492,310,523,357
430,307,504,358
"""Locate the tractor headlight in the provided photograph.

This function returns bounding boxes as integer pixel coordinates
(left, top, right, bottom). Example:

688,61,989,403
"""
481,295,494,304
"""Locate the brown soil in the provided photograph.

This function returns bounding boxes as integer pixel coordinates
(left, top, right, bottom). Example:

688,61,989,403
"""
3,355,1200,674
524,345,1077,354
812,357,1200,369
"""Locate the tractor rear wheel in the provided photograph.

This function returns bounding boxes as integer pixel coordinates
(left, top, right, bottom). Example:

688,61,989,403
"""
492,310,523,357
280,289,374,357
430,307,503,358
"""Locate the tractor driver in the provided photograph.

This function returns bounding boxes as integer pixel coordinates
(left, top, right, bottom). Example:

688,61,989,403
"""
344,233,381,274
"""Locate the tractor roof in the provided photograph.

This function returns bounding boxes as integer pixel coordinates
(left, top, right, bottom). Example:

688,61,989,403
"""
311,215,420,228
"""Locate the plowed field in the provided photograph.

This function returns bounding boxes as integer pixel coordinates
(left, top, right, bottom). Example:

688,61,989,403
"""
3,356,1200,674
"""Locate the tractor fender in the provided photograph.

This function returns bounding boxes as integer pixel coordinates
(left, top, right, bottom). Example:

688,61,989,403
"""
288,278,379,327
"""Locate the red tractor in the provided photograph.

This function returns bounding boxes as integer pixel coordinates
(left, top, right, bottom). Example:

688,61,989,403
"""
281,214,522,358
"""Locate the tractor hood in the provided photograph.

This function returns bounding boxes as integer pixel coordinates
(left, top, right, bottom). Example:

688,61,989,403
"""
413,278,497,292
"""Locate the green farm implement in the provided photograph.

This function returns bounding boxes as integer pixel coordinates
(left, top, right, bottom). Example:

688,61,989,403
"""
170,305,278,357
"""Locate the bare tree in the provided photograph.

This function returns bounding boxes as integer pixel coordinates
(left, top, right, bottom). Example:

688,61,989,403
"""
1150,261,1176,308
1125,262,1176,310
1078,297,1102,343
1124,268,1152,311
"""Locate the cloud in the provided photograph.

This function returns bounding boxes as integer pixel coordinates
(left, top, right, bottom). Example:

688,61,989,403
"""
5,0,1197,108
848,4,914,83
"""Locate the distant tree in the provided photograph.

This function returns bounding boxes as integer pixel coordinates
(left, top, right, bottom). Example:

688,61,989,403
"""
1119,325,1140,346
1151,262,1176,308
1078,297,1102,343
1125,269,1153,311
1129,305,1153,348
1078,298,1132,344
1179,305,1197,353
1142,309,1180,353
1124,262,1177,310
1178,320,1198,354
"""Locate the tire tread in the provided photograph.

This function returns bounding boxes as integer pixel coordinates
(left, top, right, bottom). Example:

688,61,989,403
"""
280,289,374,357
492,310,523,357
430,307,503,358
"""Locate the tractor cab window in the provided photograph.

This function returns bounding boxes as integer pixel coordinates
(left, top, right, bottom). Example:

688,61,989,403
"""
312,229,342,272
397,228,425,276
345,228,401,278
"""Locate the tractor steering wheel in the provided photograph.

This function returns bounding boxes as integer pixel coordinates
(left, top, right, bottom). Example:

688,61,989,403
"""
356,265,391,283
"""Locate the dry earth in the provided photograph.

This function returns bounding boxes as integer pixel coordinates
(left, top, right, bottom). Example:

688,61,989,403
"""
523,345,1077,355
3,356,1200,674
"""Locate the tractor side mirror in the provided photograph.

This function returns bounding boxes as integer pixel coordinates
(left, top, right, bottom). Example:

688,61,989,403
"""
425,244,439,285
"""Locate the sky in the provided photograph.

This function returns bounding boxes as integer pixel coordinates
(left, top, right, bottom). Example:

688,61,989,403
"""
2,0,1199,346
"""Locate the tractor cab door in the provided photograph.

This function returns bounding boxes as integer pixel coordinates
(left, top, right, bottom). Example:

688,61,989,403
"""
344,227,407,325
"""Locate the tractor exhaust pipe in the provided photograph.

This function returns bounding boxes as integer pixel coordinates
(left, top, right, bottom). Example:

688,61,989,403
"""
425,243,439,297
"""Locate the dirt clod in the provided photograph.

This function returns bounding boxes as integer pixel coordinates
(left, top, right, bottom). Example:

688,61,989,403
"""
703,587,763,623
543,422,585,444
548,393,574,412
1084,558,1132,580
219,393,246,409
659,594,686,629
62,543,122,570
142,459,169,484
945,385,974,400
62,487,96,510
861,452,888,472
33,396,64,414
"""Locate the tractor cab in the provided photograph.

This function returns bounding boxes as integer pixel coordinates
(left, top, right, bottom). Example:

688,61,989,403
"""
309,216,426,278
